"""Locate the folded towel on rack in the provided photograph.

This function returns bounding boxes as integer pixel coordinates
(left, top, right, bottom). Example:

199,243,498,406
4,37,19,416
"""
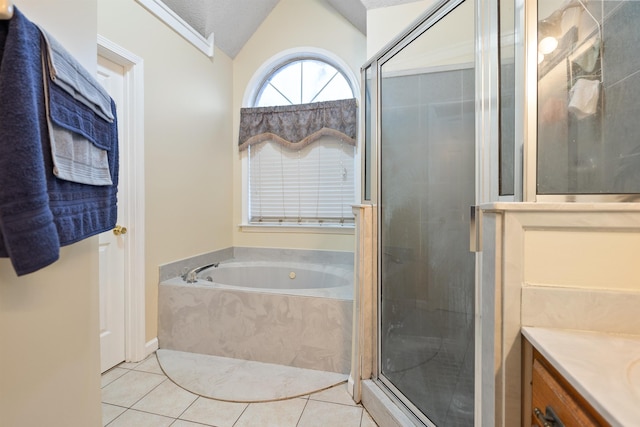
573,37,601,74
38,26,114,123
45,72,113,185
49,123,113,185
568,78,600,120
0,8,119,276
51,98,119,248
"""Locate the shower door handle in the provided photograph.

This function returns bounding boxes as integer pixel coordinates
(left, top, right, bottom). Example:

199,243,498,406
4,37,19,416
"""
469,205,482,253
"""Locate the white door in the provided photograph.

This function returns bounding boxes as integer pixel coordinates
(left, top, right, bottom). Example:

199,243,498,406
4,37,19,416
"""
97,56,127,373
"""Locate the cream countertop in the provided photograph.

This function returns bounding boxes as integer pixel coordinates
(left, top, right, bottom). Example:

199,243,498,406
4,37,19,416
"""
522,327,640,427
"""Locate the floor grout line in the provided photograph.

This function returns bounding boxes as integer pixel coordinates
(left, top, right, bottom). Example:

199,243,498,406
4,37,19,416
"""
230,400,251,427
102,355,379,427
294,396,310,427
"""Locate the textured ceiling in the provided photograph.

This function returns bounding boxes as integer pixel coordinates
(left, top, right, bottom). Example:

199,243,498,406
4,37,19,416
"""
161,0,419,58
161,0,278,58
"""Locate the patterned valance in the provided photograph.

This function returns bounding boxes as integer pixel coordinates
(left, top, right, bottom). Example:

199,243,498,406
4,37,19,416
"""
238,98,357,151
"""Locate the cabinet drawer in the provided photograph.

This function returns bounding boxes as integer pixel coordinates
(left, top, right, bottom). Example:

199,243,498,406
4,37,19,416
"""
531,350,608,427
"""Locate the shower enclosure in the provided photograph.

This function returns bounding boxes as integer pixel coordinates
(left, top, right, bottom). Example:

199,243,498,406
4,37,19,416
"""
360,0,640,425
363,0,477,425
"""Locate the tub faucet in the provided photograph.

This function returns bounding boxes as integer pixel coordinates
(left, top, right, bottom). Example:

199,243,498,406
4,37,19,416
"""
183,263,219,283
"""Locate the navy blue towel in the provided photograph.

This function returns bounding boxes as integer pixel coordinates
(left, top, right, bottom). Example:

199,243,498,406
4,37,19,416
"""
48,78,114,151
0,8,119,276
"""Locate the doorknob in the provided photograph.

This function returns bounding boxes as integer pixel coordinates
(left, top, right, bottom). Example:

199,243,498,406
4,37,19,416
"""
113,224,128,236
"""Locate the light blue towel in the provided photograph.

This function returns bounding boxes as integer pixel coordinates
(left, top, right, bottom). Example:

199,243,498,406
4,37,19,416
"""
38,26,114,123
45,70,115,185
49,123,113,186
37,26,115,186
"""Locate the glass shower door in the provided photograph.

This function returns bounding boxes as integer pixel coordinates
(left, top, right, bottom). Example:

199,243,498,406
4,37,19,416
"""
378,1,476,425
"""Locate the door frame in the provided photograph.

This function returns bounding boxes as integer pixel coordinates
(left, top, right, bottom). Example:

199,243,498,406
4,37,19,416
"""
97,35,147,363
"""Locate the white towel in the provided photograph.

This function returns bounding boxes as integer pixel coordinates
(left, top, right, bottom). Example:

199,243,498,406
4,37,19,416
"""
568,78,600,120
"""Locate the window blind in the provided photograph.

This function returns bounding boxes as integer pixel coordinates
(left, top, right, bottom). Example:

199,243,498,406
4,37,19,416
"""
249,138,355,224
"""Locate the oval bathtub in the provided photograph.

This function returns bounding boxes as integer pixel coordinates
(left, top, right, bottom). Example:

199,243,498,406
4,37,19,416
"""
159,259,353,374
195,261,352,299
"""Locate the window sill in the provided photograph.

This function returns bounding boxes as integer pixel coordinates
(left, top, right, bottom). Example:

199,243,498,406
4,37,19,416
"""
239,223,355,235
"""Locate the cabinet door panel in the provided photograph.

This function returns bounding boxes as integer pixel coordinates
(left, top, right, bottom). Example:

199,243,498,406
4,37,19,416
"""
532,356,606,427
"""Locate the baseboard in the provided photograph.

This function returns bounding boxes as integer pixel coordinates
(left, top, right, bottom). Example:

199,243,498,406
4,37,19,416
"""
145,337,159,356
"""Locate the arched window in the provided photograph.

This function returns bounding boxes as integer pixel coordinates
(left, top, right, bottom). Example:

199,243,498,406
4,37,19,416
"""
241,54,358,226
255,59,354,107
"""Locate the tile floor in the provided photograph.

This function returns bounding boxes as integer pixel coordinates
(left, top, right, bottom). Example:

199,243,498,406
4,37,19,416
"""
101,354,379,427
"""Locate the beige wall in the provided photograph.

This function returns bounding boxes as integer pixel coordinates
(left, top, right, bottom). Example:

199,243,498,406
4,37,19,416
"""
524,229,640,290
375,0,474,74
232,0,366,253
366,0,436,59
481,205,640,426
0,1,102,426
98,0,234,342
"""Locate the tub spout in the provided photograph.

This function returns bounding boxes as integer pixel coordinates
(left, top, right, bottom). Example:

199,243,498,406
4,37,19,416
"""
183,263,219,283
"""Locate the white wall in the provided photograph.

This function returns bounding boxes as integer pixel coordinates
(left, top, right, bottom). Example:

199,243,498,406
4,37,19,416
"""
232,0,366,252
0,1,102,426
98,0,234,342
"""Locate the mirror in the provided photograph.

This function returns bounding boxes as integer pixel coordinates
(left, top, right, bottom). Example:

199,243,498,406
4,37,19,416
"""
537,0,640,195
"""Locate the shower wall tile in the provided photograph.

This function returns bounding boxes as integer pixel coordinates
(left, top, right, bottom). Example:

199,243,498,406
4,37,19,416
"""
380,67,475,315
602,1,640,86
445,340,475,425
377,65,475,425
572,111,603,192
574,4,600,41
158,283,352,374
537,60,571,193
461,68,475,102
501,62,516,195
603,71,640,188
603,1,627,24
419,70,463,104
537,1,640,194
380,306,473,426
381,75,420,108
381,105,422,149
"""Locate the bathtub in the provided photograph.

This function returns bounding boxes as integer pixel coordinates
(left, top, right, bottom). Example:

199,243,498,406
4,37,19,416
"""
158,257,353,374
197,261,352,298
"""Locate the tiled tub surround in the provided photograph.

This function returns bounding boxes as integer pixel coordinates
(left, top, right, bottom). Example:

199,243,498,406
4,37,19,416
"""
159,248,354,374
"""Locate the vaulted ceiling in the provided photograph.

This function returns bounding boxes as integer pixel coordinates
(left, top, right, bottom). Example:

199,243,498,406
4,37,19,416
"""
160,0,421,58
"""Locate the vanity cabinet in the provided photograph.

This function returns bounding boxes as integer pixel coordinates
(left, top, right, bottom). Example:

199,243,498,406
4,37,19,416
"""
524,340,610,427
